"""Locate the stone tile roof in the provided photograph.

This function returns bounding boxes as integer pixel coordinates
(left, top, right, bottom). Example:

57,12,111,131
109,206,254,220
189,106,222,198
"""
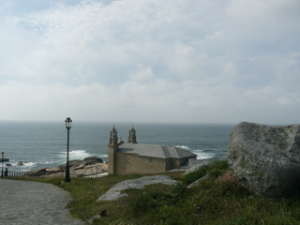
118,143,196,159
181,158,203,167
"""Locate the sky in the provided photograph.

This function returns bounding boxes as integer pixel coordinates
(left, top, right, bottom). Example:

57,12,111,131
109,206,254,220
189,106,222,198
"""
0,0,299,124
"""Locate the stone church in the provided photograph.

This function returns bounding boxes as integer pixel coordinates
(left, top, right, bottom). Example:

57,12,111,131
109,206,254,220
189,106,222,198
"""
108,125,198,175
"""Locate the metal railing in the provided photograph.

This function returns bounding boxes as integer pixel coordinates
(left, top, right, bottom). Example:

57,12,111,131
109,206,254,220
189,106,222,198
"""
2,171,108,178
5,171,84,178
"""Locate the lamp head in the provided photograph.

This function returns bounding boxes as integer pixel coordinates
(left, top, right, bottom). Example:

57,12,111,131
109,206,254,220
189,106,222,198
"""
65,117,72,129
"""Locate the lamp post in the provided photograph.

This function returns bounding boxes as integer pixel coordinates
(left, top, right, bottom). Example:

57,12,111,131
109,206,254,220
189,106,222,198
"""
65,117,72,182
1,152,4,177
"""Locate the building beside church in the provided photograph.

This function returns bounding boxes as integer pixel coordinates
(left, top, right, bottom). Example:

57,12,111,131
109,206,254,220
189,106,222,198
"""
108,125,198,175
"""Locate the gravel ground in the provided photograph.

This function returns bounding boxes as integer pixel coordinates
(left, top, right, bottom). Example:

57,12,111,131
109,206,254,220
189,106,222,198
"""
0,179,84,225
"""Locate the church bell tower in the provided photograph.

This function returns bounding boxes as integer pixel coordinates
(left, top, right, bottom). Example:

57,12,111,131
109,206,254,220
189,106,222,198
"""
108,125,118,174
128,125,137,144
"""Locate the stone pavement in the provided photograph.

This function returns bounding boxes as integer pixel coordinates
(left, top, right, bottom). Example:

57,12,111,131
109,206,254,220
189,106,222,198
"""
0,179,84,225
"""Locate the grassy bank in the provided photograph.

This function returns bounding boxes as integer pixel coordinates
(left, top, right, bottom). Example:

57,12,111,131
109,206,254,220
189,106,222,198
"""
4,161,300,225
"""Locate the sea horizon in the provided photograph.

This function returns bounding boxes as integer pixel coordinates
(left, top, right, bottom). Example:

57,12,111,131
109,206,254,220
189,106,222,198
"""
0,121,240,172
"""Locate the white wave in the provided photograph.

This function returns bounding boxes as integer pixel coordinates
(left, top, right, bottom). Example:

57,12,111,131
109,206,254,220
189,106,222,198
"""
194,149,205,152
175,145,191,150
193,151,215,160
97,154,108,159
59,150,92,160
1,161,37,168
43,161,55,165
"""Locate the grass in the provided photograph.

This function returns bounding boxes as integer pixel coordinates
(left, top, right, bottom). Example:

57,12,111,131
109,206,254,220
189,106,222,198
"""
3,160,300,225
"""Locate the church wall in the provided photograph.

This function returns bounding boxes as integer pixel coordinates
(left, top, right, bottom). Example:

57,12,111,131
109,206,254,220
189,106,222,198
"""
108,145,118,174
165,158,173,171
169,156,196,169
114,152,166,175
138,156,166,174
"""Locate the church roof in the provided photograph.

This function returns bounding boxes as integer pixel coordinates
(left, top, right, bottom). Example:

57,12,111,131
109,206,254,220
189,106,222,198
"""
110,125,117,132
118,143,196,159
129,125,136,132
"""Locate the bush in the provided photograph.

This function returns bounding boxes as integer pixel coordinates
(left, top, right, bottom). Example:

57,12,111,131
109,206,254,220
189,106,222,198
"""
129,192,157,216
206,160,228,178
212,160,229,170
172,182,187,196
182,165,208,185
207,168,223,177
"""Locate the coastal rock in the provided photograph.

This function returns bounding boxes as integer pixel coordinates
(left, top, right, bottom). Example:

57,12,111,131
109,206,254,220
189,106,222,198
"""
75,163,108,175
83,156,103,164
58,160,83,170
227,122,300,197
26,167,63,176
25,168,46,176
25,158,107,177
5,164,12,166
46,167,62,173
97,175,179,201
58,156,104,170
17,161,28,166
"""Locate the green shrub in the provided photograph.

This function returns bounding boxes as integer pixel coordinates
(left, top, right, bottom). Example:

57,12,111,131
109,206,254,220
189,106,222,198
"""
207,168,223,177
206,160,228,178
172,182,188,196
212,160,229,170
182,165,208,185
129,192,157,216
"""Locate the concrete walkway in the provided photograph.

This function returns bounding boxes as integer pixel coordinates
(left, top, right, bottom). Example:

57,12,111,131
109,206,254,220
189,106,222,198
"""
0,179,84,225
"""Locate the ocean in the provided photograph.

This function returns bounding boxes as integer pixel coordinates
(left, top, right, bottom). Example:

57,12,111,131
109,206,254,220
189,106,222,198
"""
0,122,235,172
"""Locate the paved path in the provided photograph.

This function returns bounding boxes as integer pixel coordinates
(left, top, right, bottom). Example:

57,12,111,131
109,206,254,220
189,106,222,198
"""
0,179,84,225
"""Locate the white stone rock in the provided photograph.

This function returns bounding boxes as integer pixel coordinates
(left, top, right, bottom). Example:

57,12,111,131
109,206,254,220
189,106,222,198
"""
97,175,178,201
98,191,129,201
227,122,300,197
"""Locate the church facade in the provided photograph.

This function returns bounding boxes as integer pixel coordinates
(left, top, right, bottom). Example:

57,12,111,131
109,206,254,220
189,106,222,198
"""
108,125,198,175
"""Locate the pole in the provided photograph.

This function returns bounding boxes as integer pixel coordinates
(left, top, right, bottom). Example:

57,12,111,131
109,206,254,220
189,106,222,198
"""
65,128,71,182
1,154,3,177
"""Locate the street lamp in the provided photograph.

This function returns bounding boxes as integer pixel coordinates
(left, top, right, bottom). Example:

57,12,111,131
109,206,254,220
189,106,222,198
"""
1,152,4,177
65,117,72,182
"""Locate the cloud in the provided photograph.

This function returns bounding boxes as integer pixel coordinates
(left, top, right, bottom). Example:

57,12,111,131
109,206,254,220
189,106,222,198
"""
0,0,299,124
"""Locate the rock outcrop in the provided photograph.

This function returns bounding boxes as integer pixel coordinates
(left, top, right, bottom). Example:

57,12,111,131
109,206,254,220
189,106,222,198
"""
74,163,108,176
26,167,63,176
83,156,103,164
24,156,107,177
17,161,29,166
57,156,107,176
97,175,179,201
227,122,300,197
58,156,105,171
58,160,85,170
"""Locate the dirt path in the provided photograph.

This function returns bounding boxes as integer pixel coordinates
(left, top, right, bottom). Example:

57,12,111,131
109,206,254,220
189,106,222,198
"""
0,179,84,225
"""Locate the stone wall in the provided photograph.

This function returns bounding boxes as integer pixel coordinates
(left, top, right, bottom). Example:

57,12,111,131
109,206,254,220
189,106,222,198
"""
114,152,166,175
108,144,118,174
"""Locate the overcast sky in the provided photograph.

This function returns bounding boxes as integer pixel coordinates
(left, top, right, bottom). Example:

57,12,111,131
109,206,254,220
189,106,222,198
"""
0,0,299,124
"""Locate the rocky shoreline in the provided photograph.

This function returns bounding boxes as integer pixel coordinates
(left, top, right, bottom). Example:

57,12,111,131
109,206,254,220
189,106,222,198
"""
24,156,108,177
